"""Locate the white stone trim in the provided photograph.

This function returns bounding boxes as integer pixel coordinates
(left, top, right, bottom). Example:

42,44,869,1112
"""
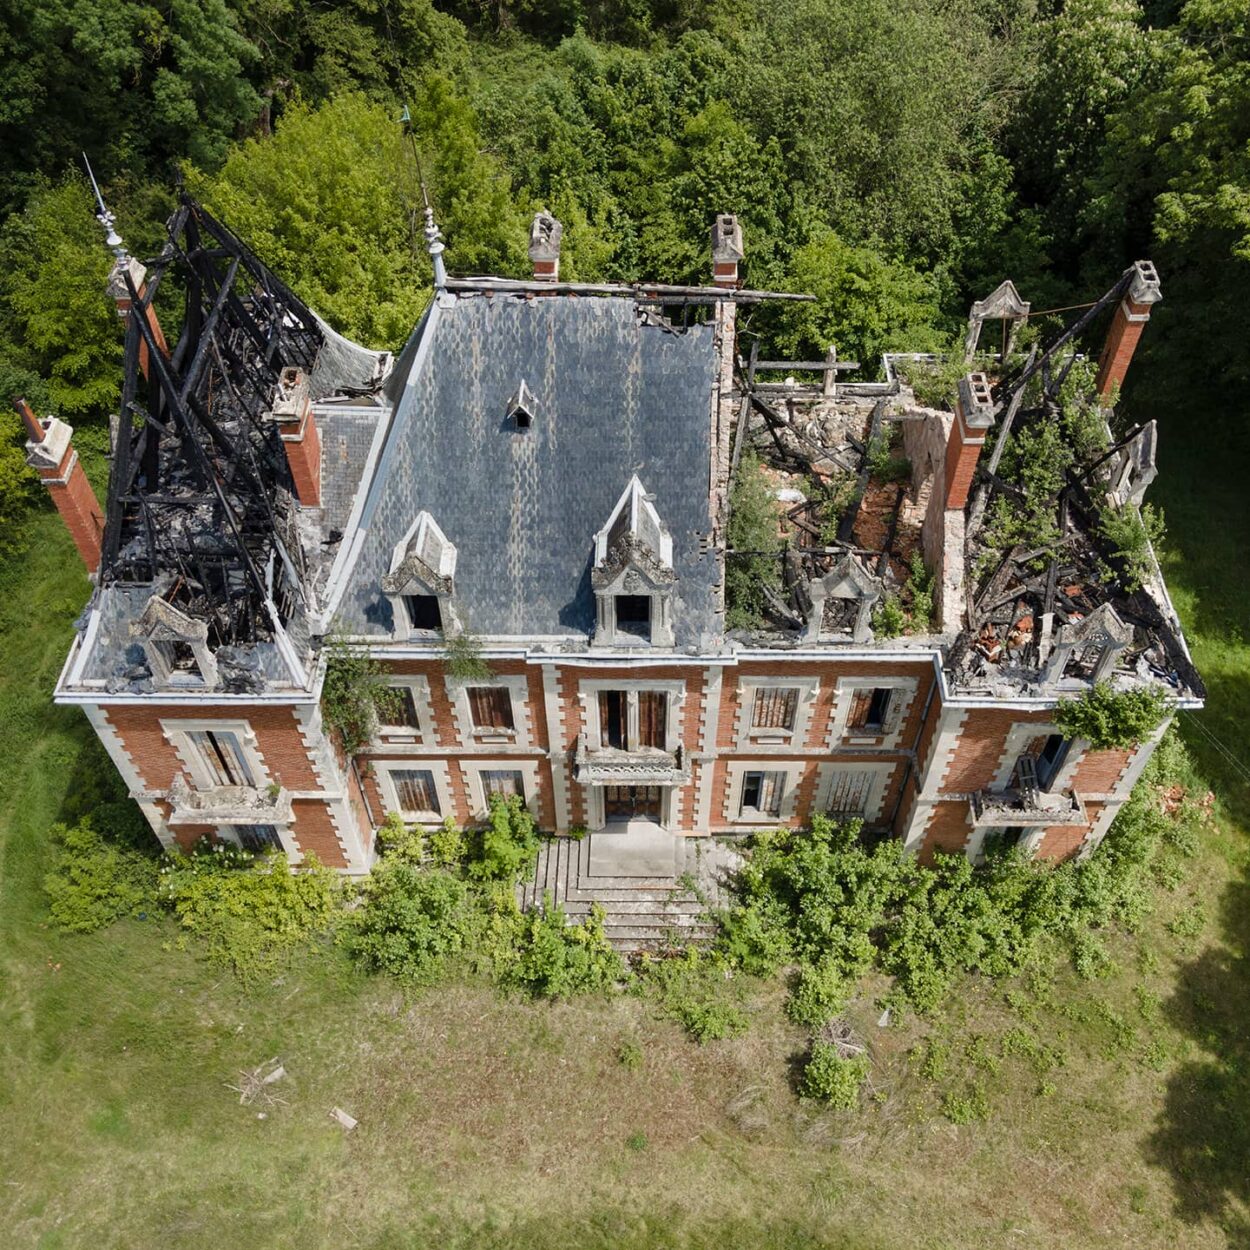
827,675,918,750
136,798,176,853
734,675,821,751
445,674,534,749
462,758,543,821
584,784,678,832
575,677,686,753
723,760,807,825
990,722,1075,791
375,674,435,746
540,663,572,831
915,706,968,802
813,761,895,824
373,759,456,824
159,717,271,791
694,667,723,831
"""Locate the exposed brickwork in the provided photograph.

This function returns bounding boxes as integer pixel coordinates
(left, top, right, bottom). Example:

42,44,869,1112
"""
289,799,347,867
1071,746,1134,794
1095,299,1153,399
279,405,322,507
940,708,1053,794
1037,825,1087,862
36,445,105,572
919,802,972,864
943,402,988,510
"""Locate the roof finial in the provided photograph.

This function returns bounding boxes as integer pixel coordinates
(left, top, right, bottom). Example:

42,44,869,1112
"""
82,153,126,260
423,205,447,289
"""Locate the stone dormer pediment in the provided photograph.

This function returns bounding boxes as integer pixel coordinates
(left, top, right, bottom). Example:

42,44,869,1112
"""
381,511,456,597
130,592,217,688
803,555,883,643
1061,601,1133,650
591,476,675,646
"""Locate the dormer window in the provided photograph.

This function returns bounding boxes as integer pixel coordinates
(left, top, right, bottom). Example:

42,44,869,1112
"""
591,475,676,648
382,511,460,641
1043,602,1133,686
507,379,537,430
802,555,883,644
130,593,219,690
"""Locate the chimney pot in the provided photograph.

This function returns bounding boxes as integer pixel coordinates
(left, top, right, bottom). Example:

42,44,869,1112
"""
944,373,997,510
528,209,563,282
711,213,744,288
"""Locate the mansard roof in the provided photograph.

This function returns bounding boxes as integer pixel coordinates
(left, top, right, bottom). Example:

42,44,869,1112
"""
330,294,721,643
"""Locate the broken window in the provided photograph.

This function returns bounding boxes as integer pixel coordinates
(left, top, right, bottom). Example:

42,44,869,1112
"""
404,594,442,632
156,640,203,683
385,686,422,732
599,691,626,749
741,770,785,817
848,687,892,732
392,769,440,815
237,824,282,853
188,730,254,788
752,687,799,731
468,686,514,732
614,595,651,641
1036,734,1069,791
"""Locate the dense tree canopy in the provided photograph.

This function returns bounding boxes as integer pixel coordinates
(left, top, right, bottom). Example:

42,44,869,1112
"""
0,0,1244,438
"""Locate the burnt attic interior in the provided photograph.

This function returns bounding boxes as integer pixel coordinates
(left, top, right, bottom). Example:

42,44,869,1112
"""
69,194,1201,706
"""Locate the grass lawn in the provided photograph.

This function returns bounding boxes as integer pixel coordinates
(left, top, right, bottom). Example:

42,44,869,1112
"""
2,350,1249,1249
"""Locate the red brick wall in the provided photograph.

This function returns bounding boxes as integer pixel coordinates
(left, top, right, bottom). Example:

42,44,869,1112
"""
919,802,971,864
1037,825,1087,862
940,708,1054,794
1071,747,1133,794
289,799,345,866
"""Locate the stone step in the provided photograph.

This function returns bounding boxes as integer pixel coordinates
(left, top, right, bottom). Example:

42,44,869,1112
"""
603,923,718,943
561,899,706,919
558,886,702,904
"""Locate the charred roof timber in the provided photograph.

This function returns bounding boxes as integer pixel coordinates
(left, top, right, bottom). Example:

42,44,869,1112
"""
100,195,324,652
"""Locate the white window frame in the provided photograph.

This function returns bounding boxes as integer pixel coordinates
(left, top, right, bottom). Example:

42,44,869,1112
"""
827,676,918,749
445,674,533,748
990,722,1083,793
724,760,808,825
577,678,686,754
374,675,435,748
161,718,270,791
735,675,820,750
814,761,896,824
215,822,302,862
464,759,542,821
374,759,455,824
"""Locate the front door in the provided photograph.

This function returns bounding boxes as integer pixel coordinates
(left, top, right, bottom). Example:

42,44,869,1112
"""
603,784,662,824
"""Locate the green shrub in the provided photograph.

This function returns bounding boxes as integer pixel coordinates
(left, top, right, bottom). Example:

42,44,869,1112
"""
866,432,911,483
801,1042,870,1108
941,1082,990,1124
159,844,340,980
641,947,749,1043
468,793,540,882
321,635,401,756
44,817,160,933
726,451,783,630
1098,502,1165,592
348,862,472,983
376,811,424,863
503,896,624,998
1054,682,1170,749
617,1039,644,1071
871,595,906,639
428,816,467,868
786,955,850,1027
443,628,493,680
905,550,935,632
715,895,793,976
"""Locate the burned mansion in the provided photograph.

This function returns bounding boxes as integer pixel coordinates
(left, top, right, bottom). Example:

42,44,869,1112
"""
29,198,1203,879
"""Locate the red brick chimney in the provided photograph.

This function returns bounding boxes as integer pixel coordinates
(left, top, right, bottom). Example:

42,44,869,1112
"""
16,398,105,573
107,255,168,380
944,373,995,510
711,214,743,288
1095,260,1161,400
528,210,562,282
271,368,321,506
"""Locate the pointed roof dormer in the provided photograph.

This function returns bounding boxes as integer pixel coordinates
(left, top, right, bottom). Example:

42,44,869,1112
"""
130,592,218,688
381,511,460,639
591,476,676,647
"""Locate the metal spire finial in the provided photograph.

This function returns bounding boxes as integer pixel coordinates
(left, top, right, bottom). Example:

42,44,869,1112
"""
423,205,447,289
82,153,126,260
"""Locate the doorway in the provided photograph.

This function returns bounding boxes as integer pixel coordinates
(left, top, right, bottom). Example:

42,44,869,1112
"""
603,784,662,824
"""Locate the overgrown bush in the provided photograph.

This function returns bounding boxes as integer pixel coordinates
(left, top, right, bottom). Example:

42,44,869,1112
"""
1098,502,1166,592
1054,681,1170,749
640,946,749,1043
44,816,159,932
321,634,401,756
159,843,341,980
801,1042,870,1107
501,896,623,998
786,954,850,1027
871,595,906,639
347,861,472,983
726,452,783,631
468,793,540,882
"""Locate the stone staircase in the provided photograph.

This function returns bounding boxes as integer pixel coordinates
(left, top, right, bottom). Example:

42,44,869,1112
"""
517,832,741,953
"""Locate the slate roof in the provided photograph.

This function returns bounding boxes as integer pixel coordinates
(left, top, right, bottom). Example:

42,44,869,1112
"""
333,293,722,646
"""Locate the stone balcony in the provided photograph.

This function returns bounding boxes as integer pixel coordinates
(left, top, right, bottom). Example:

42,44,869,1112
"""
970,786,1086,828
166,774,293,826
573,736,690,786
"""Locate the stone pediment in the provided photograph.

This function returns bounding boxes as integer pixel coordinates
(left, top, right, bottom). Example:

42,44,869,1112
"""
591,533,676,591
129,594,209,643
1060,602,1133,650
810,555,882,604
969,279,1029,322
383,511,456,595
381,550,450,596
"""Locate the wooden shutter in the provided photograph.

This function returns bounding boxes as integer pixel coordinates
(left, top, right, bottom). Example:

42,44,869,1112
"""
752,687,798,730
757,771,785,815
826,769,873,817
190,730,254,787
638,691,667,748
469,686,513,730
394,769,438,814
392,687,421,730
483,770,524,799
847,690,874,730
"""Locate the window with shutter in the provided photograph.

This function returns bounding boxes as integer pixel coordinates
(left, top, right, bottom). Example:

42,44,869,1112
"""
482,770,525,800
599,690,626,749
188,730,255,787
468,686,514,731
740,770,785,816
638,691,667,748
751,687,799,731
386,686,421,731
392,769,439,815
848,687,892,731
825,769,874,817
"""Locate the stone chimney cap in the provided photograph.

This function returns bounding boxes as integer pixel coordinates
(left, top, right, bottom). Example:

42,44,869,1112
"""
958,373,996,430
528,210,563,261
711,214,744,263
1128,260,1162,306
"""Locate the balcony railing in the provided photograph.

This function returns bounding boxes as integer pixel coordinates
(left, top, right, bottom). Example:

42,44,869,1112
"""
573,736,689,785
970,754,1085,829
166,774,292,826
